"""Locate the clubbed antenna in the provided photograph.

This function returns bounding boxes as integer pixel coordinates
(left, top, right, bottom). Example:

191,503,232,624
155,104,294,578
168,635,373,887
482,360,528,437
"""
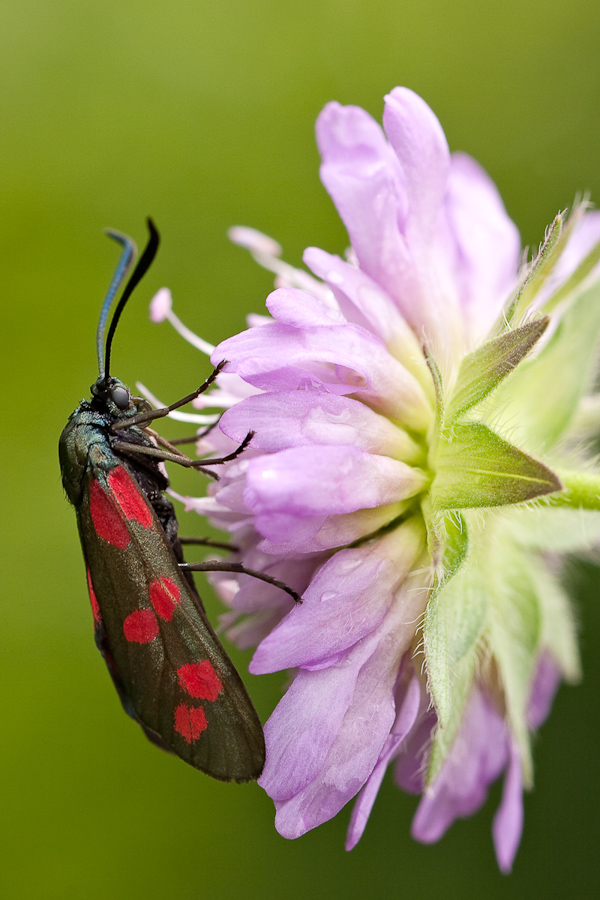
102,218,160,381
96,230,137,378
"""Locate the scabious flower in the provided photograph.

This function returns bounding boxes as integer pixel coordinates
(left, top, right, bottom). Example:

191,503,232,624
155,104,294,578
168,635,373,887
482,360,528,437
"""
149,88,600,872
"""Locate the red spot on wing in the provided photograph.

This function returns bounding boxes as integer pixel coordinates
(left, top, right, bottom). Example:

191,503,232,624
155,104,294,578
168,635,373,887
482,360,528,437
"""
108,467,153,528
89,479,130,548
86,567,102,627
123,609,159,643
149,577,181,621
174,704,208,743
177,660,223,701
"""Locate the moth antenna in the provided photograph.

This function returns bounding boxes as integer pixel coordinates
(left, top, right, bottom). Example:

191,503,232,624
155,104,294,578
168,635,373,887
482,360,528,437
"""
103,218,160,381
96,230,137,378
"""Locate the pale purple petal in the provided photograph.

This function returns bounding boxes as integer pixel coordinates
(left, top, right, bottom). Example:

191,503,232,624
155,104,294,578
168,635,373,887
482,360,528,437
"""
223,607,289,650
439,152,521,340
265,287,346,327
259,630,383,802
316,93,465,347
527,652,561,729
251,526,423,672
263,585,427,838
192,370,261,410
303,246,419,354
220,390,420,460
213,475,251,515
271,643,397,837
316,101,418,316
394,704,437,794
411,688,508,842
383,87,450,247
251,552,392,672
492,738,523,874
245,512,329,548
346,674,421,850
257,503,407,555
229,551,322,614
213,320,432,429
244,445,427,520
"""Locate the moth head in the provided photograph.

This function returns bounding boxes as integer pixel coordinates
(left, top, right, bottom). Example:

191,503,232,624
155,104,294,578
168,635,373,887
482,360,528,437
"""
91,376,131,411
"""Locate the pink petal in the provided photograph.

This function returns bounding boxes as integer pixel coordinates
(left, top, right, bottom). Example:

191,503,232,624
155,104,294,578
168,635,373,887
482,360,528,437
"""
257,503,407,555
383,87,450,247
244,445,426,520
440,152,521,341
492,738,524,874
213,320,431,430
258,569,430,839
411,688,508,843
316,101,418,316
265,287,345,327
346,674,421,850
264,631,397,835
220,390,419,460
259,631,382,803
251,527,423,672
527,651,561,730
303,246,418,352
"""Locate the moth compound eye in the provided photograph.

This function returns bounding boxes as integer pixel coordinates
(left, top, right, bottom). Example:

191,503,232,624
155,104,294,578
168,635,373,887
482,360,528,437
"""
111,385,130,409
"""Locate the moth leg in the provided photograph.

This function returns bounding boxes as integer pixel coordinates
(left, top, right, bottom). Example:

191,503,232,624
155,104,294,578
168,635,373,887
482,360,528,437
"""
181,560,302,604
141,420,223,459
145,429,197,457
148,427,254,467
111,360,227,431
111,441,220,479
180,537,240,552
166,435,202,447
144,415,224,449
199,431,254,467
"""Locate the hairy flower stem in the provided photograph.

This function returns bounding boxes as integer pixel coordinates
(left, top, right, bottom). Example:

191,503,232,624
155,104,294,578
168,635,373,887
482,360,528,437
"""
552,469,600,510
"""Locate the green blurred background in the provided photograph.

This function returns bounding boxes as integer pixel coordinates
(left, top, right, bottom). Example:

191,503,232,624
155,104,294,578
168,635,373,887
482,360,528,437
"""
2,1,600,897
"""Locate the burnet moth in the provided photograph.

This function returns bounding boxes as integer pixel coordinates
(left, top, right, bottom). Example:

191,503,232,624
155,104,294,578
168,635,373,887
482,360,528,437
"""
59,220,298,781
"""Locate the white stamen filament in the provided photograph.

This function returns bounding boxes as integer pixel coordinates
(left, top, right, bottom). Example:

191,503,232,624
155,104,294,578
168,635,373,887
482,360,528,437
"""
228,226,335,305
166,308,215,355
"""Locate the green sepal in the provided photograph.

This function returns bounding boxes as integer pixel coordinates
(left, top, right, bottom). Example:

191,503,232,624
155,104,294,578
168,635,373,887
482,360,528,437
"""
528,555,581,684
486,536,542,787
426,653,477,786
423,344,445,446
446,318,549,423
431,422,562,510
541,235,600,314
423,521,487,784
491,279,600,451
423,504,469,581
503,213,563,326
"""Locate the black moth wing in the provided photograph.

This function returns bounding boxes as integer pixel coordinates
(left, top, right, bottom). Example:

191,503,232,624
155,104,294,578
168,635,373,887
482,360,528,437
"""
78,454,265,782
